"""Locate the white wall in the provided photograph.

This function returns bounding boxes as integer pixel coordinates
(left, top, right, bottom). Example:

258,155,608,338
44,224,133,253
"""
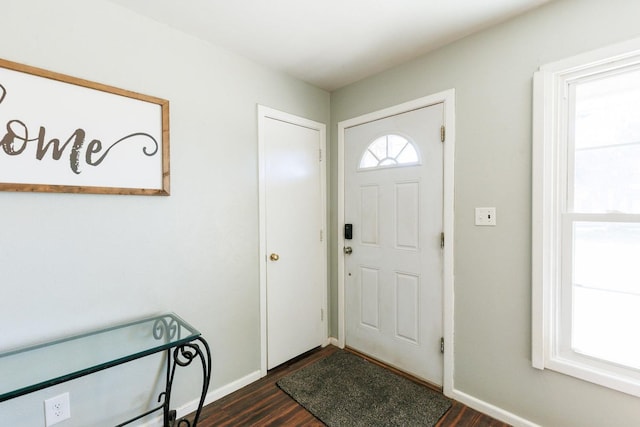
0,1,329,425
6,0,640,426
330,0,640,425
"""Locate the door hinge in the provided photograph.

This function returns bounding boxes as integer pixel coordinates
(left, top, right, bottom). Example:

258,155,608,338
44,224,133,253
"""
319,148,323,162
440,232,445,249
440,337,445,353
321,308,324,321
440,125,445,143
320,229,324,242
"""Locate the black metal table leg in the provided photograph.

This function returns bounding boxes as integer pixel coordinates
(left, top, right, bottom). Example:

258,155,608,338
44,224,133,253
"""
164,337,212,427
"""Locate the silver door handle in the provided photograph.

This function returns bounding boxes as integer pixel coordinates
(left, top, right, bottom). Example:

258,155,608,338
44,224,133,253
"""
344,246,353,255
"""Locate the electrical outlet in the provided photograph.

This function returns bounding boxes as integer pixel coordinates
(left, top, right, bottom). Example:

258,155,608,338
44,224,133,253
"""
44,392,71,426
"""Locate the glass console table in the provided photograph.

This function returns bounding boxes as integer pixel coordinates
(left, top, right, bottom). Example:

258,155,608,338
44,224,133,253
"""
0,313,211,427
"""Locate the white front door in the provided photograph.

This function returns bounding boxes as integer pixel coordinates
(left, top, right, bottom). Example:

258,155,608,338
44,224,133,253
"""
344,103,444,384
259,106,326,371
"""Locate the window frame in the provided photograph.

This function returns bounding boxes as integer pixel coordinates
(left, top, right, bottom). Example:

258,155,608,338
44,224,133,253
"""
532,37,640,397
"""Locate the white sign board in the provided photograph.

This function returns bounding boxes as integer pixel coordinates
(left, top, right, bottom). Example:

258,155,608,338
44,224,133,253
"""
0,59,169,195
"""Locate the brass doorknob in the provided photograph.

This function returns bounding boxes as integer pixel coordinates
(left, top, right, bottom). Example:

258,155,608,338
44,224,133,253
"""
269,253,280,261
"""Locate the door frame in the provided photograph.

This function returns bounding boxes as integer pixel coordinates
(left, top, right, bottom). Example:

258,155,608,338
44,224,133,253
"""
337,90,455,396
257,105,328,377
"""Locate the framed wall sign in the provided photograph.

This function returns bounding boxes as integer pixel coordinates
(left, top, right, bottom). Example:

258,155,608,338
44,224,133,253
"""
0,58,170,195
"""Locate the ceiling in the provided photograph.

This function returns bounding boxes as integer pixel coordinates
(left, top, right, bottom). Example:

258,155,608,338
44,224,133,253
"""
109,0,550,91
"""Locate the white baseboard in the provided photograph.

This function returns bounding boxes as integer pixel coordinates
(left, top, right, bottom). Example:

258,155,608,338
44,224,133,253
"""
450,388,539,427
327,336,341,348
141,370,262,427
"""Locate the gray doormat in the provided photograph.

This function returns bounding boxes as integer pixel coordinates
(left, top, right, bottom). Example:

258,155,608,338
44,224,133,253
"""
277,350,451,426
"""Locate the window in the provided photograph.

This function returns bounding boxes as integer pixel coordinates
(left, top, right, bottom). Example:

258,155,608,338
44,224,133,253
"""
533,38,640,396
359,134,420,170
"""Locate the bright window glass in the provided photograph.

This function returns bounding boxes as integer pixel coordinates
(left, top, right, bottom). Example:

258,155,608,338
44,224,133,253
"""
573,69,640,214
572,222,640,369
359,135,419,170
569,70,640,370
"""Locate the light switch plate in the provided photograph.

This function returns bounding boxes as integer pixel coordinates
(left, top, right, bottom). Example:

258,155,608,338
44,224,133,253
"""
475,207,496,226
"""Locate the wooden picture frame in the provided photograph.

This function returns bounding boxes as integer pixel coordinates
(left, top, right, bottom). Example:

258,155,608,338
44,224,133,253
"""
0,58,169,195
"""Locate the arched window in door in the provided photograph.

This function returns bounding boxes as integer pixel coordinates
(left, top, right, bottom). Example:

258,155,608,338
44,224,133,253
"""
358,134,420,170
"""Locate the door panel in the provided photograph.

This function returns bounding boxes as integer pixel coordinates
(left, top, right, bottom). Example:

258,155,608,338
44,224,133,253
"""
263,114,324,369
396,181,420,249
344,103,444,384
361,266,380,328
360,185,379,244
396,272,419,342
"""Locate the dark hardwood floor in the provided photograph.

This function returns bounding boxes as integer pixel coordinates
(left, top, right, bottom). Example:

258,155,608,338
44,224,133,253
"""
185,345,511,426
